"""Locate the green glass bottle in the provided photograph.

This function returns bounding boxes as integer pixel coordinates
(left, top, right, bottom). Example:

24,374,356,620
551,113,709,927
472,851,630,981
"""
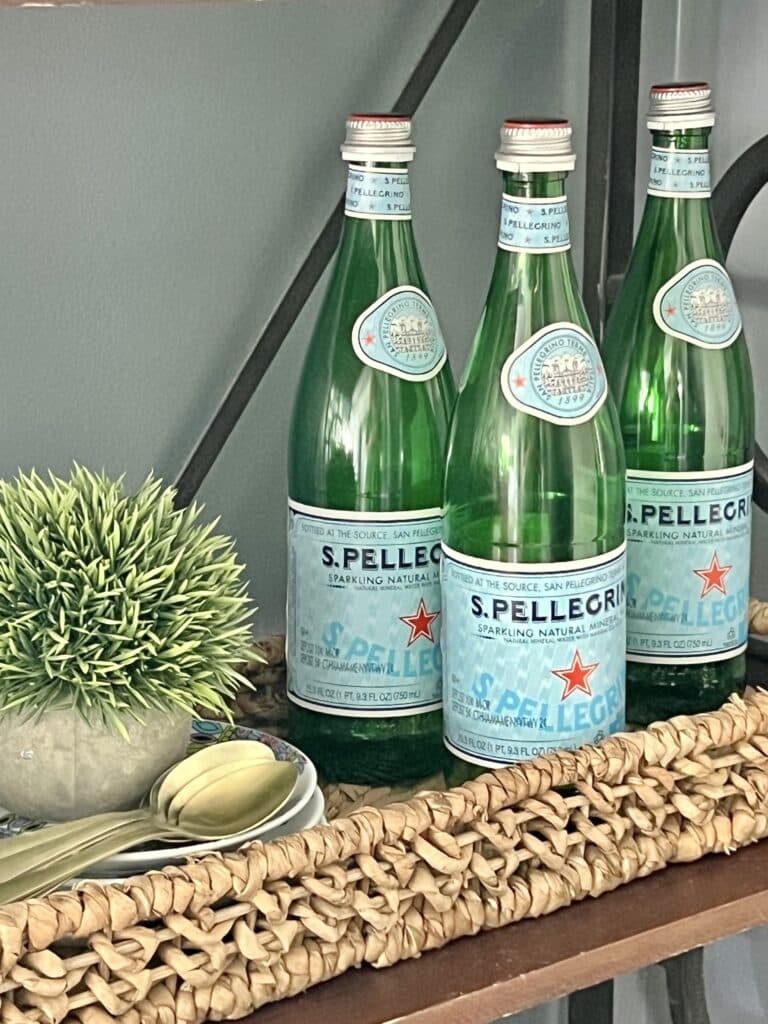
442,120,626,778
603,84,754,724
287,115,455,784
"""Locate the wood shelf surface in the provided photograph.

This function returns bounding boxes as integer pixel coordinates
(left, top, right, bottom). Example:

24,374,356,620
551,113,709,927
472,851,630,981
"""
242,839,768,1024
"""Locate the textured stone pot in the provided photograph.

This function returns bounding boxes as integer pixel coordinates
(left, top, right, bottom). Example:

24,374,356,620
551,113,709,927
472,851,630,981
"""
0,706,191,821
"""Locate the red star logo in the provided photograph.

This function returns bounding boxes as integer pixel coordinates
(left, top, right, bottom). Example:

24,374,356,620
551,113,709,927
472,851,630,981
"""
399,598,440,646
693,552,732,597
665,304,676,317
363,333,376,346
513,375,526,388
552,650,598,701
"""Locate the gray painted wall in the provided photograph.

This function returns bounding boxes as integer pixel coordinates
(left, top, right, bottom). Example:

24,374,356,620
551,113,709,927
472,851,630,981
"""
1,1,767,1021
0,0,590,638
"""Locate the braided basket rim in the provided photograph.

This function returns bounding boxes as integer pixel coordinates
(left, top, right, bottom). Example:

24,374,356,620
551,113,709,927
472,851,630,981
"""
1,688,767,1022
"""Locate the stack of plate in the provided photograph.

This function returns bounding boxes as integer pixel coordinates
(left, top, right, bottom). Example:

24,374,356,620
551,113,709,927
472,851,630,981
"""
0,718,324,888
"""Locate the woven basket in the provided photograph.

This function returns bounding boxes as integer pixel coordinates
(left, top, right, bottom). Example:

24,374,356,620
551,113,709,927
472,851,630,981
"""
2,687,768,1023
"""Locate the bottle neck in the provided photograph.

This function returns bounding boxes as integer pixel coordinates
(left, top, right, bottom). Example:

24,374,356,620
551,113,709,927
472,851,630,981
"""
337,160,423,274
482,172,590,351
633,127,722,263
497,172,571,255
646,128,712,199
344,161,413,221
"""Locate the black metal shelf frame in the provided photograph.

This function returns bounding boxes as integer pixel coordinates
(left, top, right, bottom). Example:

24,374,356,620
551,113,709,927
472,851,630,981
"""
173,0,767,513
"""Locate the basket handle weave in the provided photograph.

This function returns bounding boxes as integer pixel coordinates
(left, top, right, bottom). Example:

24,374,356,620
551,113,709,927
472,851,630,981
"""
1,690,767,969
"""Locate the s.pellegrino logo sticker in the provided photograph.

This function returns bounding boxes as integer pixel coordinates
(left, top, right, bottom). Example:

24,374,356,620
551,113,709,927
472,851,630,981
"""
653,259,742,349
352,286,447,381
287,501,443,717
500,322,607,425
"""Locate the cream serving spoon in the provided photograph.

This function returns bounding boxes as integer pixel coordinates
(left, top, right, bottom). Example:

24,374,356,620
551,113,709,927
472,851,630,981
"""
0,744,297,904
0,739,285,866
0,759,298,904
0,737,277,865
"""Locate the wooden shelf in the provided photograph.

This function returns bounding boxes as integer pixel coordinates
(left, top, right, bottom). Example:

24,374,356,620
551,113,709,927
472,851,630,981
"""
244,839,768,1024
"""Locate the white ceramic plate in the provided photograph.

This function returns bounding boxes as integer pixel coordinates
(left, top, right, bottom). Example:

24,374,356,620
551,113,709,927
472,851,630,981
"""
70,785,327,890
0,719,318,877
256,783,326,842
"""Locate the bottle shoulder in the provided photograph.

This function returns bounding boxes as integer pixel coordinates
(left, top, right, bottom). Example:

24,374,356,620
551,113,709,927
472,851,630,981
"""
296,222,450,380
609,332,753,470
603,198,752,424
605,198,728,341
289,351,454,511
447,387,624,469
445,383,626,549
454,260,606,429
446,249,624,495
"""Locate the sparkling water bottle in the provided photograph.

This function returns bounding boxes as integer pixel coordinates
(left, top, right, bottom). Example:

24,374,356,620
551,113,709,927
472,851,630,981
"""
287,115,455,783
442,120,626,775
603,84,754,724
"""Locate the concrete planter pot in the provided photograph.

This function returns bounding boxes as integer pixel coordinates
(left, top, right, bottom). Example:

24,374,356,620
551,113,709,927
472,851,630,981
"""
0,706,192,821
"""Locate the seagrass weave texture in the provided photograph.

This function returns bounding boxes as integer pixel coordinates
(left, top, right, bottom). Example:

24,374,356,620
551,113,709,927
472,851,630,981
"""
2,690,768,1024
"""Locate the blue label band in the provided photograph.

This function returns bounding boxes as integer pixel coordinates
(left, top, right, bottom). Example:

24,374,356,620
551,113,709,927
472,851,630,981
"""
500,321,608,425
345,166,411,220
287,502,443,716
351,285,447,381
442,544,626,767
648,147,711,197
626,464,752,663
653,259,742,348
498,195,570,253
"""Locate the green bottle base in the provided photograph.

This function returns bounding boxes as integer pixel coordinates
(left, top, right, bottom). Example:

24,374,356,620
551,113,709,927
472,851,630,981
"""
444,754,487,787
288,705,445,786
626,654,746,727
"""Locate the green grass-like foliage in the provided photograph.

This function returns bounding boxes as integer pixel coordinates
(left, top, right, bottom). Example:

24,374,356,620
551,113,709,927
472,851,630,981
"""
0,466,254,735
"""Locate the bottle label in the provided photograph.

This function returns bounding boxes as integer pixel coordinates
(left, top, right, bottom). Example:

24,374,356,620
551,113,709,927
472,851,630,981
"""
352,285,447,381
442,544,626,767
647,148,711,198
653,259,742,348
500,322,608,425
625,464,752,664
498,195,571,253
345,166,411,220
287,502,443,717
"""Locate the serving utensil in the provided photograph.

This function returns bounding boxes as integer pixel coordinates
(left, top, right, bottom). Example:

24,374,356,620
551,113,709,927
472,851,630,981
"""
0,743,297,904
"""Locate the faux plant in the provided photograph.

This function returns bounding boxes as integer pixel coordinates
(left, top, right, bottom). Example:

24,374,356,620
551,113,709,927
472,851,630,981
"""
0,466,254,735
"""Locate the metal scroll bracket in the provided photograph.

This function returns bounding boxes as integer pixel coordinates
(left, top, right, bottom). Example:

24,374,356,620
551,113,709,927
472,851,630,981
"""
712,133,768,512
